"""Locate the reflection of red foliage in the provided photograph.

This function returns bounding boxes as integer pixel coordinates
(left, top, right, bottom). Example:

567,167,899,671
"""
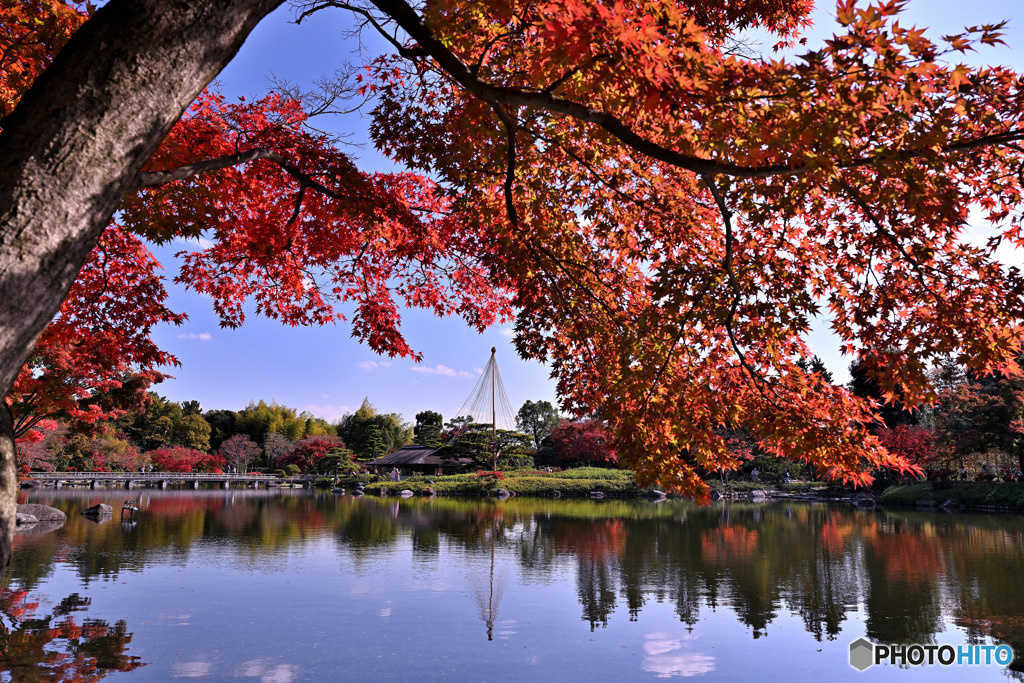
552,519,626,560
142,496,224,518
701,527,758,562
0,587,144,678
819,519,854,554
874,533,943,584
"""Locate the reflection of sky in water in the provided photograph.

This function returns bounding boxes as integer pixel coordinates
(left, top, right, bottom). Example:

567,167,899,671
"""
643,633,716,678
170,661,213,678
7,492,1024,681
235,659,299,682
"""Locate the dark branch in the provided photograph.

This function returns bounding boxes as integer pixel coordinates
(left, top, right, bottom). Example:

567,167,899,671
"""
135,148,353,202
368,0,1024,180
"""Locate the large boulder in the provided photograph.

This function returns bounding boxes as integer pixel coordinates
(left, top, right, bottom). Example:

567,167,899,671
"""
16,504,66,522
852,492,876,507
15,512,38,525
82,503,114,518
748,489,767,501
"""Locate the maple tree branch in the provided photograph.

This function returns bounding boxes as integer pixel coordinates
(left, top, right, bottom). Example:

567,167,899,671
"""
77,241,113,312
839,180,940,301
528,127,657,214
489,100,625,326
541,54,612,95
135,148,357,204
368,0,787,178
285,185,308,231
298,1,424,59
472,28,516,77
368,0,1024,180
701,173,780,402
641,276,714,415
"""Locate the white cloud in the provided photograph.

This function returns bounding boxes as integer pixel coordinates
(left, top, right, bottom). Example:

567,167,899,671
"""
177,332,211,341
304,404,351,421
409,364,473,378
172,236,215,250
357,360,392,371
500,327,514,337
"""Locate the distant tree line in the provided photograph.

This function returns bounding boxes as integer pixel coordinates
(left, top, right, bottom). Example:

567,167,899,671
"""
14,386,622,475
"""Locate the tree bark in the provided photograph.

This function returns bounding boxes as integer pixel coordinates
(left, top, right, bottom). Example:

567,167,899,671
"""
0,0,282,568
0,403,15,569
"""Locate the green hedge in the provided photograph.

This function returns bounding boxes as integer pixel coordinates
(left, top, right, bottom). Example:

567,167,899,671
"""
504,476,641,497
880,482,1024,509
708,480,768,493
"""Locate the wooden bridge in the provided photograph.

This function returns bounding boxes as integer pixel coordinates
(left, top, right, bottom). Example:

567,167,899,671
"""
25,472,315,490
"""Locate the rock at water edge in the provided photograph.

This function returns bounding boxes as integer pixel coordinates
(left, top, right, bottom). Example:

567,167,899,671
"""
16,504,67,522
82,503,114,518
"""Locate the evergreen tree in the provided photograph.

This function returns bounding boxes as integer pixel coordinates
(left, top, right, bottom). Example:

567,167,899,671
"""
796,355,834,385
515,400,561,449
413,410,444,447
336,398,411,460
848,357,918,429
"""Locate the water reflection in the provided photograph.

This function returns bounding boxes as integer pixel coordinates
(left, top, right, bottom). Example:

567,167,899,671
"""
642,633,716,678
0,588,144,680
6,490,1024,679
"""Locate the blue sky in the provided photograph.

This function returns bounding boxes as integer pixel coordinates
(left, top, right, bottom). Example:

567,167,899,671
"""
146,0,1024,426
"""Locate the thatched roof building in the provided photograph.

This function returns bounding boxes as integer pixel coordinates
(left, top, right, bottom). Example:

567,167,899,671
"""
370,445,470,475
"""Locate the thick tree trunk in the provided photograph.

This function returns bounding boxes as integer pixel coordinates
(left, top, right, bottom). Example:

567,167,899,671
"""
0,404,15,569
0,0,282,568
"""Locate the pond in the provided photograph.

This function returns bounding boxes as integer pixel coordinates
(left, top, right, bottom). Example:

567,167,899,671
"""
3,490,1023,681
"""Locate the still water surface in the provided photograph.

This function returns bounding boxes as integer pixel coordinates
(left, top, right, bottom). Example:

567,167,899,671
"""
3,490,1024,681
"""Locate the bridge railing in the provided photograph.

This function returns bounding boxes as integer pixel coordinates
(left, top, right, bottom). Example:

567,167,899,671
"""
26,472,313,480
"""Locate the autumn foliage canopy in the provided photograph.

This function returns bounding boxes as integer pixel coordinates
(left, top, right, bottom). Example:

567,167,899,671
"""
5,0,1024,500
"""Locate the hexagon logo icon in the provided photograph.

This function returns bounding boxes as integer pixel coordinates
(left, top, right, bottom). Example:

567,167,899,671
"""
849,638,874,671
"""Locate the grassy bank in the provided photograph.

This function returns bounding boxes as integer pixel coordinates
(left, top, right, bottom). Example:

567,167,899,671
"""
880,482,1024,510
329,468,643,498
